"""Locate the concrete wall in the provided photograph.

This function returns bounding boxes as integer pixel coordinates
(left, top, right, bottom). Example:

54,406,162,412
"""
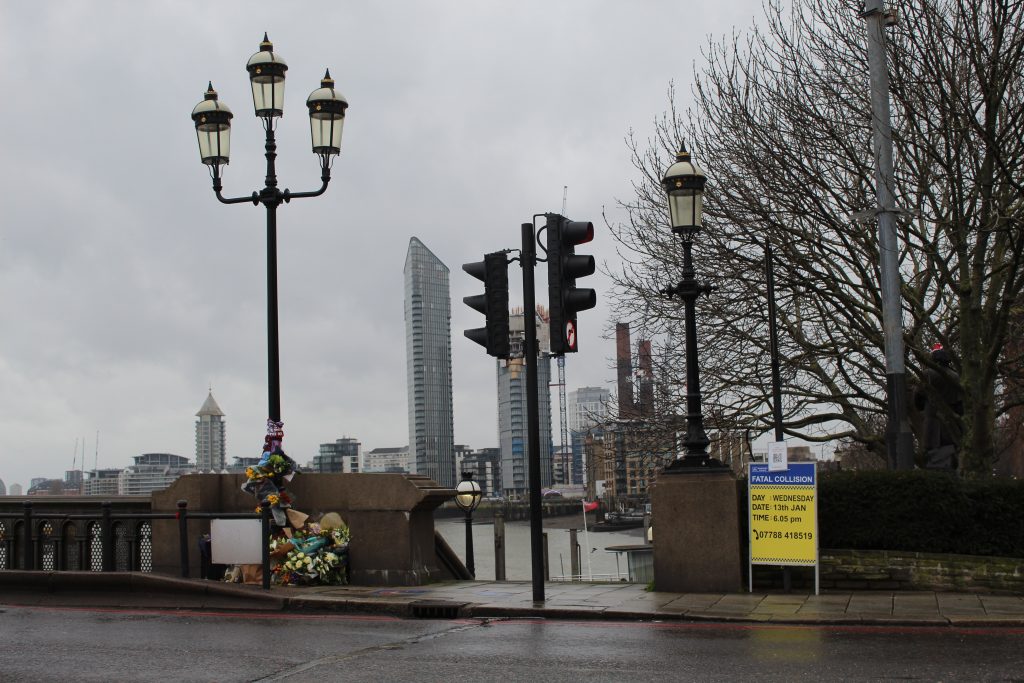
150,473,456,585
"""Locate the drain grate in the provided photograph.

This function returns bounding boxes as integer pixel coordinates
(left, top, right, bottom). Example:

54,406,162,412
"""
409,600,466,619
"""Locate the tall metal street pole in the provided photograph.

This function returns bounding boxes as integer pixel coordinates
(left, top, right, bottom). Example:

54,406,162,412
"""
521,222,545,603
765,243,784,444
862,0,915,470
765,242,792,592
263,127,283,423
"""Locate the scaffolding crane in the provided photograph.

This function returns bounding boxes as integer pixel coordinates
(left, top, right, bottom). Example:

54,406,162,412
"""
554,187,571,485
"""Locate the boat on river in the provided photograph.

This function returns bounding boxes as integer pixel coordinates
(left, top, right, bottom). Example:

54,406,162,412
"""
590,510,646,532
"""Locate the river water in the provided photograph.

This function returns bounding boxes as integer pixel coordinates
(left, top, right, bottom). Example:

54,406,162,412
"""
435,518,648,582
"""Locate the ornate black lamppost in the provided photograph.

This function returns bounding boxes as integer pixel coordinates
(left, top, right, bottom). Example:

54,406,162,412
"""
661,149,727,471
191,34,348,428
454,471,482,577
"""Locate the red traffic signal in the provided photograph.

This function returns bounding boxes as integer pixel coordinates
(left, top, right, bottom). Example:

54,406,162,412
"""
546,215,596,354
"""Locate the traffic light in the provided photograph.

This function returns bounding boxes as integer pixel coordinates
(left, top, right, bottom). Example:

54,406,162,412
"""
546,214,596,354
463,251,511,358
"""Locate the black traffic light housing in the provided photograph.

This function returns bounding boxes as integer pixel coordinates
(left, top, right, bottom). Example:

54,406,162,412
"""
463,251,511,358
546,214,596,354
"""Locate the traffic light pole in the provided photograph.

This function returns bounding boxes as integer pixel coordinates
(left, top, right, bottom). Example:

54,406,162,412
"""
521,222,545,603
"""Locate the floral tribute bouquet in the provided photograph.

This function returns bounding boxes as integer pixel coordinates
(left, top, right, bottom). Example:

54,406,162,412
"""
241,419,299,527
270,517,350,586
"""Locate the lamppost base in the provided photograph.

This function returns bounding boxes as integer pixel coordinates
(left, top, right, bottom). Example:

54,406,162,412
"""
651,466,742,592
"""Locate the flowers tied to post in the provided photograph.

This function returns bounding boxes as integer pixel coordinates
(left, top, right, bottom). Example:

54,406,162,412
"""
242,419,298,526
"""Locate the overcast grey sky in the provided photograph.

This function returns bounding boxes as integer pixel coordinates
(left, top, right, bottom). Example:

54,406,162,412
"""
0,1,764,488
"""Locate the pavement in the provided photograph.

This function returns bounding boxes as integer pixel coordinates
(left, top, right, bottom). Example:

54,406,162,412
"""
3,571,1024,627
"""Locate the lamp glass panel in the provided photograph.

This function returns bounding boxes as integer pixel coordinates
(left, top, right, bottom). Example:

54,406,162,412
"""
251,78,285,117
196,124,230,165
455,480,481,511
668,190,702,228
310,115,344,154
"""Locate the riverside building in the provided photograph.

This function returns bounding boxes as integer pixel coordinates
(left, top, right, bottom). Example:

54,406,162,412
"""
195,390,227,471
404,237,456,488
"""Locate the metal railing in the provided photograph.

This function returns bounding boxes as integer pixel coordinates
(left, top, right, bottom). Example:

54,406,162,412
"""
550,573,631,582
0,500,269,587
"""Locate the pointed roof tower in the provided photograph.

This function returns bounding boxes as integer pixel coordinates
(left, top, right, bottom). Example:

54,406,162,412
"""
196,390,225,417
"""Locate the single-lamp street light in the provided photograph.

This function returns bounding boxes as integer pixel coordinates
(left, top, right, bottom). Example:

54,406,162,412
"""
661,149,726,471
454,471,483,577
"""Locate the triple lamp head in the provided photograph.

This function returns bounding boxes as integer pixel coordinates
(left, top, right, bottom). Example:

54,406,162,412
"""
191,34,349,170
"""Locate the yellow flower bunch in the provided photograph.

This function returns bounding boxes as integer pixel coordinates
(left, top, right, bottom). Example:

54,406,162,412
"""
266,494,280,506
245,466,272,481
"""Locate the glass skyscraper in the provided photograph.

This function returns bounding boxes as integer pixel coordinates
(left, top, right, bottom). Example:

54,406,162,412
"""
497,308,553,495
404,237,456,488
568,386,610,486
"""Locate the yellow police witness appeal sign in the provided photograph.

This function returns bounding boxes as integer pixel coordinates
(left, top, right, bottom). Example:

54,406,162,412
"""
749,463,817,566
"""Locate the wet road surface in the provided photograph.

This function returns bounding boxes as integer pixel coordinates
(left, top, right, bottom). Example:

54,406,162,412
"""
1,604,1021,681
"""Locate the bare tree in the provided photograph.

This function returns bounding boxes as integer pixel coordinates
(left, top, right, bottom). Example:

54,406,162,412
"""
606,0,1024,476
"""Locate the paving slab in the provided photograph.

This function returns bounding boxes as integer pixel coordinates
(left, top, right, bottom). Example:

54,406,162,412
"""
753,595,810,614
711,595,768,613
847,594,893,612
661,593,725,609
802,594,852,608
3,572,1024,626
759,595,809,604
979,595,1024,613
753,605,803,616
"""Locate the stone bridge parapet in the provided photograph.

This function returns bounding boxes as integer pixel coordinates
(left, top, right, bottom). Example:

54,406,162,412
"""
1,474,458,587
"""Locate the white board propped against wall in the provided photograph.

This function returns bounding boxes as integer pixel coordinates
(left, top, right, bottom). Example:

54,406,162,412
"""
210,519,263,565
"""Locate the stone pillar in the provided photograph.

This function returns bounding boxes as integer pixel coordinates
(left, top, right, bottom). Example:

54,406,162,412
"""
651,469,742,592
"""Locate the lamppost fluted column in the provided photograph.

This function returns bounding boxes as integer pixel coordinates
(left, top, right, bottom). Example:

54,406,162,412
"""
676,236,711,462
266,197,281,422
463,510,475,576
262,124,283,422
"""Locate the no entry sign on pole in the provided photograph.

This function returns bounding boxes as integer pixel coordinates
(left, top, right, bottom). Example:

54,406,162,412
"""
748,462,819,594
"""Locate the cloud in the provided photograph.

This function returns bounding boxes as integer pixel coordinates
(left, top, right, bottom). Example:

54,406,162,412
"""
0,0,761,488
